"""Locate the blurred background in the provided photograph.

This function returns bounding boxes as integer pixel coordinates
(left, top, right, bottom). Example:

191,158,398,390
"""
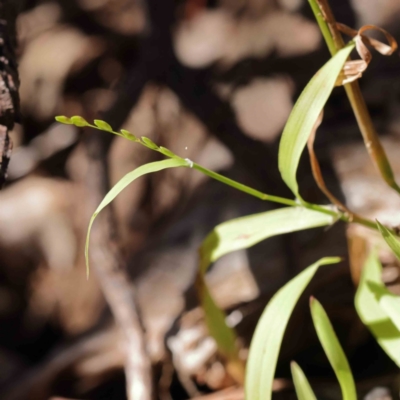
2,0,400,399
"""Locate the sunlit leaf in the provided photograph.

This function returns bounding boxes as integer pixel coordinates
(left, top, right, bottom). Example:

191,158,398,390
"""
245,257,341,400
200,206,334,273
355,250,400,367
85,158,187,277
291,361,317,400
310,297,356,400
94,119,113,132
376,220,400,261
367,280,400,333
278,44,354,199
378,291,400,333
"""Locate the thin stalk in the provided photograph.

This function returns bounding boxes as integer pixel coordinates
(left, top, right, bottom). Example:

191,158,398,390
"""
308,0,337,54
193,163,295,206
192,162,378,230
308,0,400,194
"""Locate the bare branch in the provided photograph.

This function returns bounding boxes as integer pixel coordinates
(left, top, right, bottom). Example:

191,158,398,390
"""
0,0,20,188
84,131,153,400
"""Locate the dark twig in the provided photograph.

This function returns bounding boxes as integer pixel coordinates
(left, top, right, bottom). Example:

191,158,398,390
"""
0,0,20,188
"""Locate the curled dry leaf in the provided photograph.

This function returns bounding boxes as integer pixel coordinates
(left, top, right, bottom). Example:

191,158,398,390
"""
307,110,352,214
335,22,398,85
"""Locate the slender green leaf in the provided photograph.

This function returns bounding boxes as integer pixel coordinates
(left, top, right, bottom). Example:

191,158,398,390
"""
355,250,400,366
197,275,238,360
376,220,400,261
278,44,354,198
199,207,334,375
379,292,400,332
245,257,341,400
85,158,187,277
200,206,334,273
291,361,317,400
310,298,356,400
200,279,246,383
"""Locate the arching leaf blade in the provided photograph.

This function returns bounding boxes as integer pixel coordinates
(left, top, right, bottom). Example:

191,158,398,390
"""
310,297,356,400
291,361,317,400
85,158,188,277
278,44,354,198
245,257,341,400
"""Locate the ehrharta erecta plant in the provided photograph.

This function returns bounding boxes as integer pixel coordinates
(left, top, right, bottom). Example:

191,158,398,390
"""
56,0,400,398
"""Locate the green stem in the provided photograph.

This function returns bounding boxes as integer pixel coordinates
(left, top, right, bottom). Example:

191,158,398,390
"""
193,163,295,206
192,163,378,230
308,0,337,55
308,0,400,195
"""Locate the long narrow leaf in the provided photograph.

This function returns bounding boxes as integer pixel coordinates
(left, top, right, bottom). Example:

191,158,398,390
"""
199,206,334,273
310,298,356,400
278,44,354,198
196,273,239,360
291,361,317,400
197,274,245,383
85,159,188,276
245,257,341,400
355,250,400,366
376,220,400,261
